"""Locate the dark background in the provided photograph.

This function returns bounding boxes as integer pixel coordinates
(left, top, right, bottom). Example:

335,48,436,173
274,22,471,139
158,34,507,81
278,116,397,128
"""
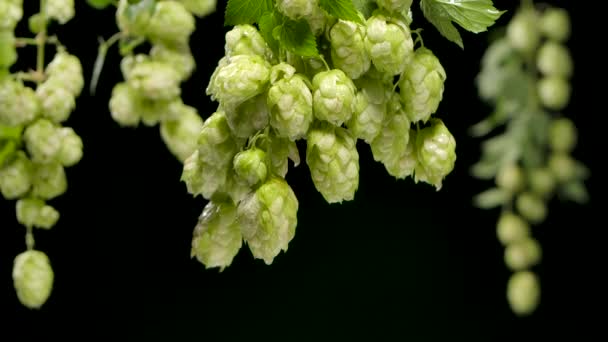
1,1,601,340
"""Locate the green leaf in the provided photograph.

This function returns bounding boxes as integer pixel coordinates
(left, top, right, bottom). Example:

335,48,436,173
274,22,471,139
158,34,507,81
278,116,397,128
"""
473,187,510,209
352,0,377,19
275,19,319,57
0,140,17,168
423,0,504,33
225,0,274,26
420,0,464,48
259,11,281,55
319,0,364,24
86,0,115,10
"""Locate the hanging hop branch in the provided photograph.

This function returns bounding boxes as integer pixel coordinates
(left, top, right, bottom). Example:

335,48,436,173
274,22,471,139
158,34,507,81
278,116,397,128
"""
471,2,588,316
0,0,83,309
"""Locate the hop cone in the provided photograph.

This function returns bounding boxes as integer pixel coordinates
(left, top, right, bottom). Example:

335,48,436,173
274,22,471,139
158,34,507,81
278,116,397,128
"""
233,148,268,188
23,119,62,164
415,119,456,190
45,51,84,97
496,211,530,246
276,0,318,20
224,92,269,138
306,123,359,203
0,0,23,30
507,271,540,316
160,105,204,162
539,7,570,42
0,78,40,127
504,237,542,271
312,69,357,126
536,41,573,79
57,127,83,167
13,250,54,309
150,43,196,81
376,0,413,13
399,47,446,123
109,83,141,127
36,79,76,123
225,24,271,59
260,134,300,178
31,162,67,200
347,87,387,144
268,73,313,140
16,198,60,230
127,60,181,101
549,117,577,153
46,0,74,24
237,177,298,265
191,201,243,271
146,1,195,46
179,0,217,17
0,151,33,200
364,13,414,76
329,20,370,79
0,31,17,68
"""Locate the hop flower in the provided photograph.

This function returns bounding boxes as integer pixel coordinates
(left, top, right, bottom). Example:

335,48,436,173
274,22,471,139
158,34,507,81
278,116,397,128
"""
0,78,41,127
504,237,542,271
329,20,370,80
547,152,577,183
225,24,272,59
549,117,577,153
496,163,525,193
536,42,573,79
312,69,357,126
191,201,243,271
35,79,76,124
506,8,540,54
45,51,84,97
127,60,182,101
260,133,300,178
399,47,446,123
537,76,571,111
16,198,60,230
108,83,141,127
23,119,62,164
415,119,456,190
160,104,204,162
376,0,413,13
224,92,269,138
116,0,153,36
347,77,388,144
57,127,83,167
268,72,313,141
0,0,23,30
0,31,17,68
31,162,67,200
150,43,196,81
233,148,268,188
179,0,217,17
364,13,414,75
276,0,318,20
46,0,75,24
146,1,195,46
12,250,54,309
306,123,359,203
0,151,33,200
515,192,547,224
237,177,298,265
507,271,540,316
539,7,570,42
496,212,530,246
527,167,556,199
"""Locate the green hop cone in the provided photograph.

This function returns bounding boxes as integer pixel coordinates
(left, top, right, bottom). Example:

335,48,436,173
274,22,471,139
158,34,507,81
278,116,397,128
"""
376,0,413,13
0,0,23,30
536,42,573,79
196,110,245,167
312,69,357,126
108,83,141,127
329,20,371,80
127,60,182,101
57,127,83,167
146,1,195,46
233,148,268,188
399,47,446,124
23,119,62,164
504,237,542,271
268,73,313,141
370,94,415,179
224,24,271,59
547,152,577,183
36,79,76,124
0,151,33,200
549,117,577,153
237,177,298,265
539,7,570,42
116,0,153,36
150,43,196,81
191,201,242,271
364,13,414,76
506,8,540,54
276,0,318,20
31,162,67,200
45,51,85,97
0,78,41,127
0,31,17,68
507,271,540,316
260,133,300,178
206,55,271,110
537,76,571,111
224,92,269,138
16,198,60,230
12,250,54,309
415,119,456,190
179,0,217,17
46,0,75,24
496,211,530,246
160,104,204,163
527,167,556,199
306,123,359,203
347,76,389,144
496,163,525,194
515,192,547,224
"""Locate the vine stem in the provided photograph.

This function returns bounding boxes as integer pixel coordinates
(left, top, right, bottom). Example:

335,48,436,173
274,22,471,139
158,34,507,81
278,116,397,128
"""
36,0,49,84
26,226,35,250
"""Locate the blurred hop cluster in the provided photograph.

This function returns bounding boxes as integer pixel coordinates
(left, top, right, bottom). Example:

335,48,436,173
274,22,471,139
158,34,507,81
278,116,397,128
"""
0,0,82,309
109,0,217,162
186,1,456,270
473,3,587,316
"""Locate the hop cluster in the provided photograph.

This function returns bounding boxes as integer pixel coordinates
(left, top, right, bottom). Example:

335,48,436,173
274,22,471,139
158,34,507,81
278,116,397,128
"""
187,2,457,270
109,0,217,162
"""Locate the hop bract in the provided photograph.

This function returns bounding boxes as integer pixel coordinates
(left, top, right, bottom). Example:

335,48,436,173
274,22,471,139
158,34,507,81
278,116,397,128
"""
36,79,76,124
0,0,23,30
364,12,414,76
12,250,54,309
268,71,313,141
46,0,74,24
0,151,33,200
312,69,357,127
146,1,195,46
179,0,217,17
233,148,268,188
415,119,456,190
45,51,84,97
16,198,60,230
329,20,370,80
23,119,62,164
224,92,269,138
31,162,67,200
0,78,40,127
160,105,204,162
225,24,272,59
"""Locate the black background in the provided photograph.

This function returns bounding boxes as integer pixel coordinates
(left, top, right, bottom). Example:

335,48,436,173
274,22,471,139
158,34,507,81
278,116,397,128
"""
1,1,602,340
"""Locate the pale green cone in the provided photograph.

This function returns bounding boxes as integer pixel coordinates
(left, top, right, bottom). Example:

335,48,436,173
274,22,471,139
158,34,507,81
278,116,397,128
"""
23,119,62,164
537,76,571,111
197,111,246,167
527,167,556,199
515,192,547,224
57,127,83,167
0,0,23,30
506,8,540,54
539,7,570,42
224,92,269,138
370,94,414,179
46,0,74,24
45,51,84,97
221,168,251,204
312,69,357,127
547,152,577,183
415,119,456,190
329,19,371,80
496,211,530,246
268,73,313,141
237,177,298,265
120,54,149,81
536,42,573,79
0,31,17,68
31,162,67,200
0,78,41,127
507,271,540,316
160,105,204,163
179,0,217,17
496,163,525,194
16,198,60,230
364,13,414,76
191,201,242,271
261,134,300,178
549,117,577,153
146,1,195,46
150,43,196,81
276,0,318,20
0,151,33,200
306,123,359,203
108,83,141,127
233,148,268,188
376,0,413,13
36,79,76,124
127,60,182,101
13,250,54,309
206,54,271,110
225,24,272,59
182,150,225,198
347,91,386,144
304,4,330,36
116,0,153,37
504,237,542,271
399,47,446,123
